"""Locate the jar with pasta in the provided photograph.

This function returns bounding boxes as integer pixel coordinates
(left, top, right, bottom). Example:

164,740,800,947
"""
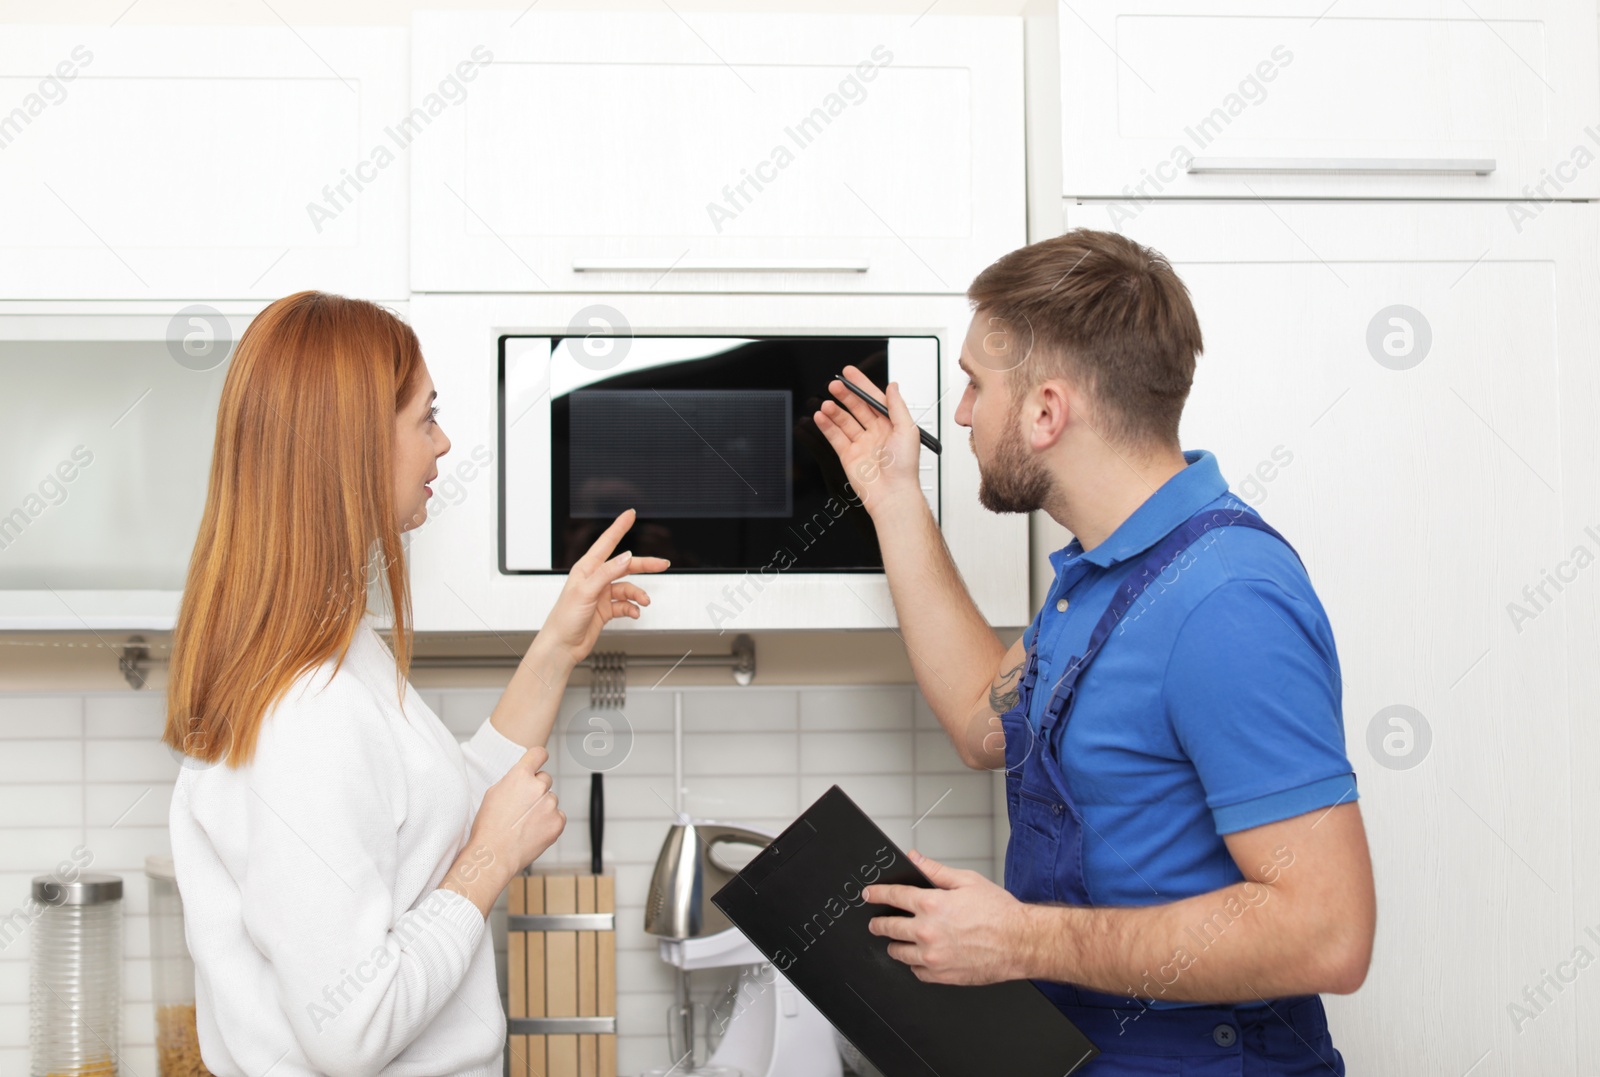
145,856,214,1077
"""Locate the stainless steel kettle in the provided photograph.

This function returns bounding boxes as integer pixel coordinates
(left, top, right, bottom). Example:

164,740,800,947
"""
644,821,771,940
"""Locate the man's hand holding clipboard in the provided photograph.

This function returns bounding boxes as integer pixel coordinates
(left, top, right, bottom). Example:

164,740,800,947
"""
866,848,1037,986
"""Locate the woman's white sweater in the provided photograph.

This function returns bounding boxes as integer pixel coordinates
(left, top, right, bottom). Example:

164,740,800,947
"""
169,611,530,1077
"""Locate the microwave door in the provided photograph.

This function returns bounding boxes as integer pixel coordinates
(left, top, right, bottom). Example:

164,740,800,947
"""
510,334,935,574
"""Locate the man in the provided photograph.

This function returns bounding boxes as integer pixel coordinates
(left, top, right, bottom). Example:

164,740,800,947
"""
814,229,1375,1074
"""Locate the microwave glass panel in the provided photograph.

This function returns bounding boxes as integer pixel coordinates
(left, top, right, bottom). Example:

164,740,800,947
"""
569,389,793,519
0,341,225,590
502,335,939,574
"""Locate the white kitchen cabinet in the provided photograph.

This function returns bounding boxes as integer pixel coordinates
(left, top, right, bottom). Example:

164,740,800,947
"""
1055,200,1600,1075
0,26,408,301
404,293,1029,634
409,12,1023,295
1040,0,1600,202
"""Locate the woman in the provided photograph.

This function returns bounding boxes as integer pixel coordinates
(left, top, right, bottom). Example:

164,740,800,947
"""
163,291,667,1076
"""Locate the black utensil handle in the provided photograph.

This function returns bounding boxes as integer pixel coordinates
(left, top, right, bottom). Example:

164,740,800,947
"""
834,373,941,455
589,772,604,876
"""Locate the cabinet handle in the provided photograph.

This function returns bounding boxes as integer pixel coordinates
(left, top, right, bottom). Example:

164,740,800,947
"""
1185,157,1496,176
572,257,870,273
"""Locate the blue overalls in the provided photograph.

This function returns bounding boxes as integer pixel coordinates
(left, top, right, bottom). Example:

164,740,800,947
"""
1002,508,1346,1076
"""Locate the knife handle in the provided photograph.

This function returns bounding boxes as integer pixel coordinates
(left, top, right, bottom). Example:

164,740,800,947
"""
589,772,604,876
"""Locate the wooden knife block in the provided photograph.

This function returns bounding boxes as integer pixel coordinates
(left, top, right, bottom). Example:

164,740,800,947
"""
508,871,617,1077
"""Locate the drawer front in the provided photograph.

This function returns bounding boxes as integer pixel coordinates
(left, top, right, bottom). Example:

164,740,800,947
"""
1057,1,1600,200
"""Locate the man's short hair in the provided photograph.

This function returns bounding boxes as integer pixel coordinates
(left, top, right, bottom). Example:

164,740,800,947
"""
967,229,1203,449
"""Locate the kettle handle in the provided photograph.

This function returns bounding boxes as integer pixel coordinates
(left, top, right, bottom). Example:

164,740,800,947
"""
698,824,772,874
699,824,772,850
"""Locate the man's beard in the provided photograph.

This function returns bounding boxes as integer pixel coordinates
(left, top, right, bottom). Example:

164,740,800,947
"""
975,402,1053,514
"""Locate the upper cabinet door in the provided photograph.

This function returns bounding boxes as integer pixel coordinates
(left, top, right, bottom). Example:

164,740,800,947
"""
0,26,408,301
410,12,1023,294
1057,1,1600,200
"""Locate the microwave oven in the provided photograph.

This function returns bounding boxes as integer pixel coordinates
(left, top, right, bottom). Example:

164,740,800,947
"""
500,334,941,575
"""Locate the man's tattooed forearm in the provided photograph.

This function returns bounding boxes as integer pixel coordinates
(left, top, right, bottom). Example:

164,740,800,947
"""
989,660,1025,714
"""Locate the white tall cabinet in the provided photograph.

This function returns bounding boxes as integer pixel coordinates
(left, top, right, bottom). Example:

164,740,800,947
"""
1027,2,1600,1072
1065,200,1600,1075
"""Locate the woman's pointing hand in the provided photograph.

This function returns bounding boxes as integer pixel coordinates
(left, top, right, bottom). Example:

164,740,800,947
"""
541,508,671,667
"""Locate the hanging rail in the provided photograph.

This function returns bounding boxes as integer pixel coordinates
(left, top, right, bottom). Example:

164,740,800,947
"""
115,634,755,690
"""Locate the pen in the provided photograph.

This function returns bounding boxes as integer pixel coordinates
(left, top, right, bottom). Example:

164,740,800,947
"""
831,373,943,455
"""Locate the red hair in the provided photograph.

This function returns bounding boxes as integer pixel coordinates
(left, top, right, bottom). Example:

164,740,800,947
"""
163,291,422,768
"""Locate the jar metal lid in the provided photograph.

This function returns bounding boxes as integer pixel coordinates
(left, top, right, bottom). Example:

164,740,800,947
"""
32,872,123,906
145,854,176,881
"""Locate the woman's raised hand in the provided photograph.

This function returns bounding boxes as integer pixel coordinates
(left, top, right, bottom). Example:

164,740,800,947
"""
540,508,670,667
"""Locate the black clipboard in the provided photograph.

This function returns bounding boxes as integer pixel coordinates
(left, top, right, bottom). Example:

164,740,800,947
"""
711,785,1099,1077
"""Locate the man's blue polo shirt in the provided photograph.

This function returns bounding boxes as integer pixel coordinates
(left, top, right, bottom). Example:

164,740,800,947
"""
1020,449,1357,908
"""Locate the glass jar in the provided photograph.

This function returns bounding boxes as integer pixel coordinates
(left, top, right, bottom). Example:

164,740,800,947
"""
29,872,122,1077
144,856,214,1077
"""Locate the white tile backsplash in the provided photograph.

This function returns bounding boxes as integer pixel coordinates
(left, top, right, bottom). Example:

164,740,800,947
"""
0,961,24,1005
0,1007,24,1050
681,731,799,775
0,740,82,784
680,688,797,732
549,687,679,737
85,783,172,828
605,731,676,776
437,687,504,736
914,728,971,773
915,771,993,817
0,784,83,829
799,730,916,774
85,738,179,784
0,683,996,1069
800,686,914,730
0,830,82,874
909,815,997,860
84,695,167,738
0,696,82,739
681,774,800,820
85,826,173,872
800,774,914,819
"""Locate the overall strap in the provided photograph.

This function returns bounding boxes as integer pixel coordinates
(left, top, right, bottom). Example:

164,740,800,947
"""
1043,508,1301,721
